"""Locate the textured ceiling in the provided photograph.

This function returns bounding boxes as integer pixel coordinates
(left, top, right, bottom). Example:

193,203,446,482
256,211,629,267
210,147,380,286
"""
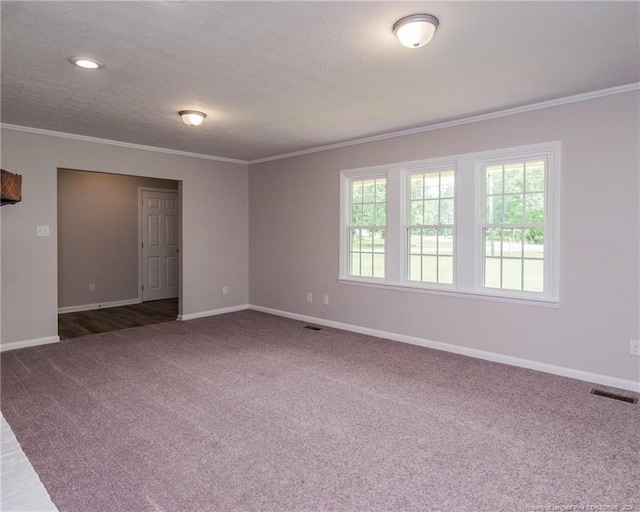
1,1,639,162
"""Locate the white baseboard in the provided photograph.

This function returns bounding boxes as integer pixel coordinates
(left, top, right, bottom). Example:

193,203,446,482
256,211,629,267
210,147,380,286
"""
178,304,249,321
1,336,60,353
250,305,640,393
58,298,140,314
5,304,637,393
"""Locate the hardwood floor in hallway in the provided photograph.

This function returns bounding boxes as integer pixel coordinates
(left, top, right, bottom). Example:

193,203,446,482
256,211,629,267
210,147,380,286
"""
58,298,178,340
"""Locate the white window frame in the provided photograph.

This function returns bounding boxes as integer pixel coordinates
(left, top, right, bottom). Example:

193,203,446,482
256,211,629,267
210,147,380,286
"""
339,142,560,305
474,143,560,302
402,163,458,290
340,166,390,284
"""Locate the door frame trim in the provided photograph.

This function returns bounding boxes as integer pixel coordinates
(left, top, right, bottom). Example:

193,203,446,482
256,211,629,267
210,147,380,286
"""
138,187,181,303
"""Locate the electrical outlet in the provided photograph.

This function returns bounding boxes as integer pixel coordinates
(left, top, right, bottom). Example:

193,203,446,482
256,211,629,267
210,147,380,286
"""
306,292,313,303
35,225,50,237
630,339,640,357
323,295,329,306
222,286,228,295
89,283,96,292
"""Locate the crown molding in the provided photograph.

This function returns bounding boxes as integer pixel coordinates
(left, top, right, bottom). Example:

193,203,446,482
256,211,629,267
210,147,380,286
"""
248,82,640,164
0,124,248,165
2,83,637,166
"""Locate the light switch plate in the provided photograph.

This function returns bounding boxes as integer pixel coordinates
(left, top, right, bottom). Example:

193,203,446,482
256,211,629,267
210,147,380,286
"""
36,225,50,237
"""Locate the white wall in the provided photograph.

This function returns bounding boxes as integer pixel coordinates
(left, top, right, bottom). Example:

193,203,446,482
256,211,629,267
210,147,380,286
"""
249,91,640,386
1,129,249,345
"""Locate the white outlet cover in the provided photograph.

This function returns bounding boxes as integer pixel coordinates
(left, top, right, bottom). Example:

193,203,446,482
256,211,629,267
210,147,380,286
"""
35,225,50,237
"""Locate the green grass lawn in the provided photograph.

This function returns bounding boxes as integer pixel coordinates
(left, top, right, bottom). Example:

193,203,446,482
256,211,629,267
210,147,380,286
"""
351,235,544,291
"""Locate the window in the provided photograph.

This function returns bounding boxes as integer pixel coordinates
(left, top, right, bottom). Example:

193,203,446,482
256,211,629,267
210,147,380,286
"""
407,168,455,284
339,142,559,303
481,159,546,293
348,176,386,279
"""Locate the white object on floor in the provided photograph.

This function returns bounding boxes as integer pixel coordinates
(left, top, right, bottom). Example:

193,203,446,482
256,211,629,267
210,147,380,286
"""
1,413,58,512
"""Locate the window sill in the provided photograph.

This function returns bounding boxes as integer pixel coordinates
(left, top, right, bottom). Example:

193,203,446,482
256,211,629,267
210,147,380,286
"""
337,277,559,307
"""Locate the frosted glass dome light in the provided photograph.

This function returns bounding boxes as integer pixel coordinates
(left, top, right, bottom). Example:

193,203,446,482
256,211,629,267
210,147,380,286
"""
179,110,206,127
393,14,439,48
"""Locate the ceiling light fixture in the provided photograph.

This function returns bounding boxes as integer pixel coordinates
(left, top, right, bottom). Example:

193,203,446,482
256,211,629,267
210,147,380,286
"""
179,110,206,127
69,57,104,69
393,14,439,48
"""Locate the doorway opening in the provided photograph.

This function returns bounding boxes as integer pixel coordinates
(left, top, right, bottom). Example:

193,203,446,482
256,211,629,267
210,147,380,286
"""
57,168,181,340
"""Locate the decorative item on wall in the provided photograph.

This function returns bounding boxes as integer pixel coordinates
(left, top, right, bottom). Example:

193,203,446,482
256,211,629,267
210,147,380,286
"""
1,169,22,205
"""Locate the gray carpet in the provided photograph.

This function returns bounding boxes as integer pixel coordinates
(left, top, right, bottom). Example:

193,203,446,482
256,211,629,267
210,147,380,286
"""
1,310,638,511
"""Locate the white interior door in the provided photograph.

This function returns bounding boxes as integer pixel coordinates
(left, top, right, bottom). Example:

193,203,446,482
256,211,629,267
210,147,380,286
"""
141,189,179,302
